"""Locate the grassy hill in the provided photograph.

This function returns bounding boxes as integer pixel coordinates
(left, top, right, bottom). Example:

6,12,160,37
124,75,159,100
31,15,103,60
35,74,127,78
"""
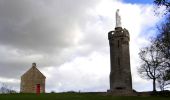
0,93,170,100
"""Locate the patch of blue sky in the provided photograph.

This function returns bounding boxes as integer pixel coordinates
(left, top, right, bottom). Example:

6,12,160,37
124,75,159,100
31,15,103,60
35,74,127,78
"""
139,15,166,38
123,0,153,4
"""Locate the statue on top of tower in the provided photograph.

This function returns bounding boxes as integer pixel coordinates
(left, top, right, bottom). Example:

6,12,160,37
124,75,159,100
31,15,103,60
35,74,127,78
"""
116,9,121,28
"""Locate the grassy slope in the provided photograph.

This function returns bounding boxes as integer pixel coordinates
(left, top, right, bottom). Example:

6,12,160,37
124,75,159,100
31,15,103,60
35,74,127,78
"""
0,93,170,100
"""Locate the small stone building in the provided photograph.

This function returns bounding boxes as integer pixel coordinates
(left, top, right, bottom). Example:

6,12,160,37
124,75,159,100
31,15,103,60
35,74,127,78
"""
20,63,46,93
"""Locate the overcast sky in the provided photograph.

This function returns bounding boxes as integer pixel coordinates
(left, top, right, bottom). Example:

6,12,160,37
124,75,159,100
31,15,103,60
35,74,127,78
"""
0,0,165,92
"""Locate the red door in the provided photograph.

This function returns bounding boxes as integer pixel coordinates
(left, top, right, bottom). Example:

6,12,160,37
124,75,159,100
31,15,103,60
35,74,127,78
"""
36,84,40,94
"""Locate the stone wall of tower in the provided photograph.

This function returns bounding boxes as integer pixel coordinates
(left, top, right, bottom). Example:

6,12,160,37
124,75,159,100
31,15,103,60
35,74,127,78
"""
108,27,132,93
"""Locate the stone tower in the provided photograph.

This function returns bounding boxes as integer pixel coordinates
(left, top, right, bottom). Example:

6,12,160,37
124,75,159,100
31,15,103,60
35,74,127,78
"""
108,9,132,94
20,63,46,93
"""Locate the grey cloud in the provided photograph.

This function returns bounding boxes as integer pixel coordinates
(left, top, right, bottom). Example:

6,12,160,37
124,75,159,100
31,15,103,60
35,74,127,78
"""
0,0,105,80
0,0,98,53
0,62,26,78
0,0,113,92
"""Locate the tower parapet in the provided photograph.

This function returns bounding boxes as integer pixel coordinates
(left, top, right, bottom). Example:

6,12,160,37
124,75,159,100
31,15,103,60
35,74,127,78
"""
108,27,130,41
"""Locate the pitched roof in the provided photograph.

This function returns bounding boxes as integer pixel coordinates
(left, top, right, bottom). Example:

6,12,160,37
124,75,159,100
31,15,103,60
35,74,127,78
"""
21,63,46,79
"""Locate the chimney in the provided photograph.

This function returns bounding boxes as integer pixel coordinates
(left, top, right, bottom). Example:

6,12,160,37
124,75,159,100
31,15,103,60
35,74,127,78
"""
32,63,36,67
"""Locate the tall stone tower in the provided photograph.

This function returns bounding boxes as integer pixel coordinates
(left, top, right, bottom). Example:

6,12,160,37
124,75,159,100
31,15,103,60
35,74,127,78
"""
108,9,132,94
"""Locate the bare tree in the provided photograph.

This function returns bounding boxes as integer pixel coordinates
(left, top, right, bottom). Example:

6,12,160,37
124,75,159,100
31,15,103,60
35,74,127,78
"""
144,0,170,91
157,16,170,59
154,0,170,15
157,71,170,91
138,41,165,92
0,83,9,94
154,0,170,9
0,82,17,94
155,15,170,89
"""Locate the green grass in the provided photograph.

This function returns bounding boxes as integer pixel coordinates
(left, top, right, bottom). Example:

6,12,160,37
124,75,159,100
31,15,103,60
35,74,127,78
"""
0,93,170,100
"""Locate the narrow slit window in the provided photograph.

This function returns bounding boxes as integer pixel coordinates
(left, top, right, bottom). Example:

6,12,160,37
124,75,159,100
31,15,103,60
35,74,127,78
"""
118,40,119,48
118,57,120,66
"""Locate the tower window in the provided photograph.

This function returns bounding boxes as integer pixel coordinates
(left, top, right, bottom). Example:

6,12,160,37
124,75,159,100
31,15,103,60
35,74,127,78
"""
117,40,119,48
118,57,120,66
116,87,125,90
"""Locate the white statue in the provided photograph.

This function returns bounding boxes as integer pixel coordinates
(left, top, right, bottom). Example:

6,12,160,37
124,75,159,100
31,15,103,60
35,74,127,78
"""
116,9,121,27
